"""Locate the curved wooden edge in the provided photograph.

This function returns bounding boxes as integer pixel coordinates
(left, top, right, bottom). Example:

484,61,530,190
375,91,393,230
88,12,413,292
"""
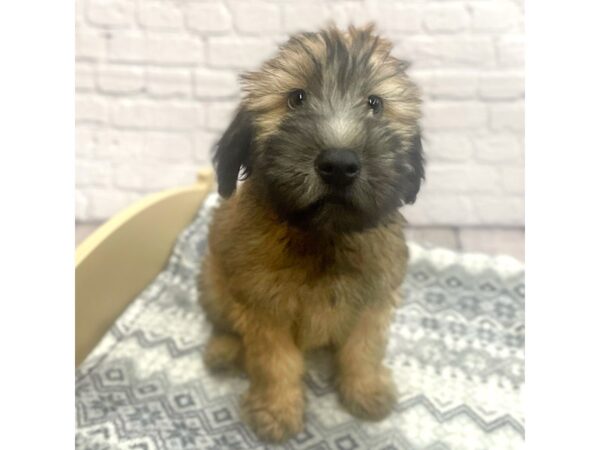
76,169,214,268
75,169,215,367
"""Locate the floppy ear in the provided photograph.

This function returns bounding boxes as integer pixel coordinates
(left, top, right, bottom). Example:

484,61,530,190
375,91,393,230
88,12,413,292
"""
213,107,255,197
401,131,425,205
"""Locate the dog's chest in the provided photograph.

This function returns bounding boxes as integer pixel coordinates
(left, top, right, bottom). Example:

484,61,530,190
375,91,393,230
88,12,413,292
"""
274,234,395,349
289,276,364,350
294,297,350,350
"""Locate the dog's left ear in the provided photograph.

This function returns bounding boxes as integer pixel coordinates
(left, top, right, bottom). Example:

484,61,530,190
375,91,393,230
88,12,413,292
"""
213,106,255,198
401,131,425,205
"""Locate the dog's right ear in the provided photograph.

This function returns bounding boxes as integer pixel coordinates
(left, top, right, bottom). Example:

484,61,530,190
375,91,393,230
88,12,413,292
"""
213,107,255,198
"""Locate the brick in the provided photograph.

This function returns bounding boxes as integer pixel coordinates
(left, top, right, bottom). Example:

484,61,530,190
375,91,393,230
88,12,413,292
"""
75,123,112,160
185,2,231,33
206,101,238,131
473,134,522,164
194,68,239,99
76,95,109,123
404,191,477,226
85,188,141,220
193,130,220,165
329,2,378,29
413,70,478,99
147,35,204,65
97,65,144,94
282,2,331,33
107,33,145,63
75,125,98,158
424,133,474,162
423,102,487,130
471,195,524,225
103,129,145,158
423,4,469,33
86,0,135,28
108,34,204,65
76,29,106,60
114,163,197,190
75,190,89,220
425,163,501,194
208,36,274,69
141,132,193,162
144,164,197,190
147,68,192,98
375,4,421,33
108,129,193,161
113,163,145,189
76,0,84,26
425,195,476,225
501,166,524,195
471,2,521,33
76,62,96,91
138,1,184,31
232,1,281,34
489,102,524,132
76,159,112,187
479,73,524,100
110,100,205,130
404,36,495,69
497,36,525,68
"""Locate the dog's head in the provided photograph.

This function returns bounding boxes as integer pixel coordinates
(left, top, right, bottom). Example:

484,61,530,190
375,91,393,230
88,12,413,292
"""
214,25,424,232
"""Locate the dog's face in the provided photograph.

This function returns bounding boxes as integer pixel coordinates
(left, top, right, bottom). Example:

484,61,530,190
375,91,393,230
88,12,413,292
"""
214,25,424,233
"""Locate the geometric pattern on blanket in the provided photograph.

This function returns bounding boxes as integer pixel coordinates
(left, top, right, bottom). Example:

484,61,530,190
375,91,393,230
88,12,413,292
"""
76,193,525,450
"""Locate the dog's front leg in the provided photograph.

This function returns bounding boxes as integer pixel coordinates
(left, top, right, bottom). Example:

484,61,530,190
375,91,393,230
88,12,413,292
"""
336,304,397,421
241,323,304,442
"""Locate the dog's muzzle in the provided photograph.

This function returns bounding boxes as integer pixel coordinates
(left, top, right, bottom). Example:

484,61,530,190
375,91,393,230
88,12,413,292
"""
315,149,361,188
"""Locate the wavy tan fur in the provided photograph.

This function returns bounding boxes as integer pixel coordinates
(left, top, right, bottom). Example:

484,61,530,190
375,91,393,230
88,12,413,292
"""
199,24,424,443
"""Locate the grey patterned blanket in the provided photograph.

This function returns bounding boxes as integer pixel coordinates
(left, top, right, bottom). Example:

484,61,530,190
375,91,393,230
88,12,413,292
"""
76,193,525,450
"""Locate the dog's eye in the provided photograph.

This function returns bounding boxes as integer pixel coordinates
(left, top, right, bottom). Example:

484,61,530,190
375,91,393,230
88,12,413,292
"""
288,89,306,109
368,95,383,114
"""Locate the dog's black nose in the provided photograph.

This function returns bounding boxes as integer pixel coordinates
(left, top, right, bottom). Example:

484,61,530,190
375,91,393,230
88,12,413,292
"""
315,149,361,187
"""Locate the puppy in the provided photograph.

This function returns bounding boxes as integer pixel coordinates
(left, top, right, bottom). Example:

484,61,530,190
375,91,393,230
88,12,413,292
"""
199,24,424,442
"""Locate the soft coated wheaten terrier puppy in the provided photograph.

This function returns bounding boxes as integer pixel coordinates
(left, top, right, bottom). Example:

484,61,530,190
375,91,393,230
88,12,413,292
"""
199,24,424,442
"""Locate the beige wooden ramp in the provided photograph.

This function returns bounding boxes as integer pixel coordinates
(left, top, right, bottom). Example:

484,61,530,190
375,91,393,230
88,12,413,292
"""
75,169,215,366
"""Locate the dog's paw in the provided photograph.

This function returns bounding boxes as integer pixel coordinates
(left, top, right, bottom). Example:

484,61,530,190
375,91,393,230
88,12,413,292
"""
338,369,397,421
241,388,304,443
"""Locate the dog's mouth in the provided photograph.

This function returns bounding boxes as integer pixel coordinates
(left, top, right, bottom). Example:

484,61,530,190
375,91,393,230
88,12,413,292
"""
320,191,355,207
282,190,359,226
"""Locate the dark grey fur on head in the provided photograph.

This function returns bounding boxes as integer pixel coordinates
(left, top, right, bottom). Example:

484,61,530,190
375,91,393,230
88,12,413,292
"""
213,25,425,233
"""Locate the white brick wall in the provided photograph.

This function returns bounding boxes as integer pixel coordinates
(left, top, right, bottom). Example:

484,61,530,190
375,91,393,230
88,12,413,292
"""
76,0,524,226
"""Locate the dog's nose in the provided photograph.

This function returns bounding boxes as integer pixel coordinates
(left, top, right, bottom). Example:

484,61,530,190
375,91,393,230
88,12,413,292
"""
315,149,361,187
